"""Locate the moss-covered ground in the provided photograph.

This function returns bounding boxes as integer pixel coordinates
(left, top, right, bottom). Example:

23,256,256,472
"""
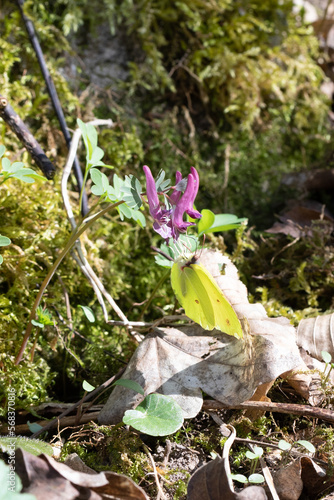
0,1,334,497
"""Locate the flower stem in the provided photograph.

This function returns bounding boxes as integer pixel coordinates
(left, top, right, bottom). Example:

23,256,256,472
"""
15,200,124,365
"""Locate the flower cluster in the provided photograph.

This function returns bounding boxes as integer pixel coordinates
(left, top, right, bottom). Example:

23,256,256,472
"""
143,165,201,241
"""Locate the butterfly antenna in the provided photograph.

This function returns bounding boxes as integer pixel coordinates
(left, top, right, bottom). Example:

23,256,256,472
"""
198,234,206,258
151,246,174,262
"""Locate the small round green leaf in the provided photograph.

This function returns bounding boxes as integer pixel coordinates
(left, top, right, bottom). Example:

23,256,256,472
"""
230,474,248,483
79,305,95,323
248,473,265,484
113,379,145,396
27,421,44,433
296,440,315,453
253,446,264,456
123,393,184,436
321,351,332,364
0,236,11,247
31,320,45,329
82,380,95,392
278,440,292,451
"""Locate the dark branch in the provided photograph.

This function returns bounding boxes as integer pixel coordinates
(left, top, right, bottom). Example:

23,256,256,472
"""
15,0,88,213
0,95,56,180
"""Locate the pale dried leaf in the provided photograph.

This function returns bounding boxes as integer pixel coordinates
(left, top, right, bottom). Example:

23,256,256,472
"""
272,460,303,500
99,251,302,425
282,354,326,406
16,448,148,500
297,313,334,360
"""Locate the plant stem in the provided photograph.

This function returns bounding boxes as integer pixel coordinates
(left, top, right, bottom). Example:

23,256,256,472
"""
78,168,89,215
15,200,124,365
323,365,333,386
138,269,170,321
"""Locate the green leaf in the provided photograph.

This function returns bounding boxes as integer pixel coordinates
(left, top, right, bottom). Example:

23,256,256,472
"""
90,168,110,196
90,146,104,164
113,379,145,396
278,439,291,451
0,236,11,247
123,393,184,436
118,203,132,220
27,421,44,433
130,209,146,228
248,473,265,484
155,170,171,192
0,256,3,265
246,446,263,459
0,145,5,159
154,247,174,268
296,440,315,453
0,437,53,457
155,234,200,268
230,473,248,483
10,168,46,183
1,157,11,171
79,305,95,323
31,320,45,329
321,351,332,364
86,124,98,151
77,119,98,163
197,209,215,235
121,175,142,209
6,162,25,173
198,212,247,235
82,380,95,392
35,306,54,326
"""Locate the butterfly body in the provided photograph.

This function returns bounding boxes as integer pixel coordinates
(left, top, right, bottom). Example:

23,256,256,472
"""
171,257,243,339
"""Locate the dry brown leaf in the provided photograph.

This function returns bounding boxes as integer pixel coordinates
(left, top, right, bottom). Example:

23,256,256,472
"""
272,460,303,500
187,426,267,500
282,367,324,406
266,201,334,238
99,251,302,425
300,456,332,499
284,314,334,401
297,314,334,361
16,448,148,500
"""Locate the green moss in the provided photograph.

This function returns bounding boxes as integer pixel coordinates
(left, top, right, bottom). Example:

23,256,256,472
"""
60,426,149,483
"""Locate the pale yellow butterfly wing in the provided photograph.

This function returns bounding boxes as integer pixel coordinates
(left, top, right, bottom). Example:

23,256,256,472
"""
171,261,243,339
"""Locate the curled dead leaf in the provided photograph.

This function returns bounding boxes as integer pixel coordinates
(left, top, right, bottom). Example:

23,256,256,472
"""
15,448,148,500
297,313,334,361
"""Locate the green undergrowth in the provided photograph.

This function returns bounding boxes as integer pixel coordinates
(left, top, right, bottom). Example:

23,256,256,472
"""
50,0,332,226
56,403,334,499
231,221,334,317
0,0,333,420
0,173,174,412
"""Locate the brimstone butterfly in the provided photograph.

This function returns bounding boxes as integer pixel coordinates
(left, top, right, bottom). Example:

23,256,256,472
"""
171,256,243,339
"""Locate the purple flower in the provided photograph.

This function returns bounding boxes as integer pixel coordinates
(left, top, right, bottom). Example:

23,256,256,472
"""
143,165,201,241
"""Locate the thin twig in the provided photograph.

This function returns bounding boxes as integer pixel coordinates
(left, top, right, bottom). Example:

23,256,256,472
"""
202,399,334,424
61,119,130,326
143,444,167,500
0,95,55,179
30,367,126,438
